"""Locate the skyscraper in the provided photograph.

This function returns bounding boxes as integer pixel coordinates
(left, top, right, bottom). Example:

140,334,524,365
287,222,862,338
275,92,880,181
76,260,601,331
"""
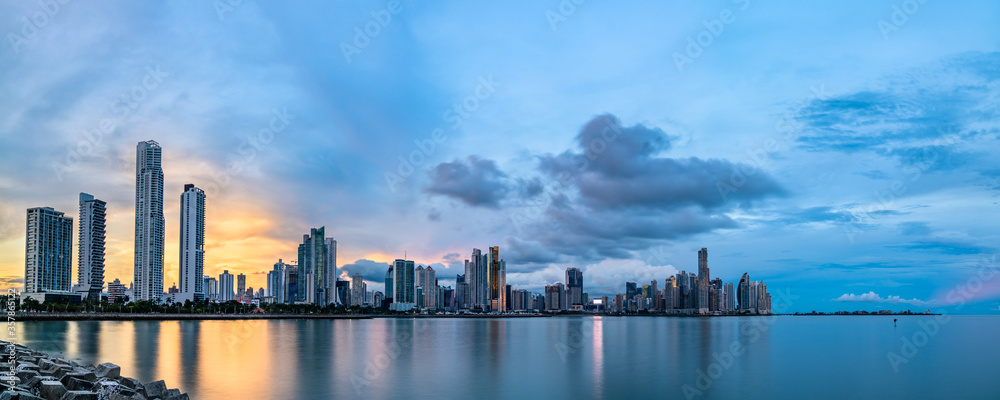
415,265,425,307
697,248,709,313
179,184,206,302
566,267,583,307
237,273,246,302
268,260,286,303
325,237,337,305
384,265,394,302
351,273,364,306
465,248,488,310
487,246,502,311
134,140,164,301
392,259,415,310
219,270,234,302
204,276,218,301
724,281,736,311
297,227,328,305
737,273,750,311
76,193,106,301
24,207,73,293
424,266,436,309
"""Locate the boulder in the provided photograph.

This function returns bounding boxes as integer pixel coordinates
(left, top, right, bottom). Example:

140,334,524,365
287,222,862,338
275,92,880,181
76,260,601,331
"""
164,389,180,398
95,363,120,379
38,380,68,400
165,394,189,400
57,392,98,400
142,380,167,399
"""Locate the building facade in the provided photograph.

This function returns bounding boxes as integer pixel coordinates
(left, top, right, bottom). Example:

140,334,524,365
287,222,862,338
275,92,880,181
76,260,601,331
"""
24,207,73,293
76,193,106,301
179,184,206,302
134,140,164,301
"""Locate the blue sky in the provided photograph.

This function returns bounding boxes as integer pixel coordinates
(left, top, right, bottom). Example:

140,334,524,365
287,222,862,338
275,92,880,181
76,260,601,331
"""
1,0,998,312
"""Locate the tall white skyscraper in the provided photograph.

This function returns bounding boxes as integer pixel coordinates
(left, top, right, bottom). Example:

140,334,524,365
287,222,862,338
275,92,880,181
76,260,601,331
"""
179,184,205,302
77,193,106,301
134,140,164,301
24,207,73,293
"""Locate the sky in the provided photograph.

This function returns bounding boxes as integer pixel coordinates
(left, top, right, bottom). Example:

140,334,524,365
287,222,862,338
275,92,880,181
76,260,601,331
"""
0,0,998,313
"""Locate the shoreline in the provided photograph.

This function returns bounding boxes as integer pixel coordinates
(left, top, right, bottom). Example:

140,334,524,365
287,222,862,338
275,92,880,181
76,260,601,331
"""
12,312,941,321
1,339,187,399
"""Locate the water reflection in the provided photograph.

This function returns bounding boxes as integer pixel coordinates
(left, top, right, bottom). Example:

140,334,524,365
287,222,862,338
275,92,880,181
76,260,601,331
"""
11,316,999,399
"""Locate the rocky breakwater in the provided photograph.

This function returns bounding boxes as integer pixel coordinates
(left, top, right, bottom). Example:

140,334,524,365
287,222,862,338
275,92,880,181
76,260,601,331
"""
0,340,190,400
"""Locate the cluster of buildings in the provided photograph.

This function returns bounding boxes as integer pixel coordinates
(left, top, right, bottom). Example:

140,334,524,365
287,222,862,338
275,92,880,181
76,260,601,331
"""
22,141,209,305
19,140,773,315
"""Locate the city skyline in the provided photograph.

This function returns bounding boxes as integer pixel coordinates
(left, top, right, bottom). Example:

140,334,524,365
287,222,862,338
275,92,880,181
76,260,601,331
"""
1,2,999,313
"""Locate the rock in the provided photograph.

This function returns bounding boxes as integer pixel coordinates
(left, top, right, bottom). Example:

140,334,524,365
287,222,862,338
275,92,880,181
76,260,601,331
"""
16,362,39,372
63,377,95,391
59,373,95,390
95,363,120,379
38,380,68,400
57,391,98,400
164,389,179,398
142,380,167,399
15,370,39,382
118,377,140,390
165,394,189,400
0,390,45,400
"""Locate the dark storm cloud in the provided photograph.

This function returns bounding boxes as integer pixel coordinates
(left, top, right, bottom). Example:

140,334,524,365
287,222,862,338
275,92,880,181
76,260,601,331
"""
424,156,510,208
539,114,785,210
339,259,391,281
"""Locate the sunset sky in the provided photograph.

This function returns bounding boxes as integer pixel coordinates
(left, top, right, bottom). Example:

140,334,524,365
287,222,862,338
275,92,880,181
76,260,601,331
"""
1,1,998,312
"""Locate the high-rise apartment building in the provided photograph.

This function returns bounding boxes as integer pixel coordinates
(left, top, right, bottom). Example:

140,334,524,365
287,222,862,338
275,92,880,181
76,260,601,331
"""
179,184,205,302
76,193,106,301
268,260,287,303
351,273,364,306
236,273,246,302
697,248,709,313
392,259,415,310
297,227,332,305
566,267,583,307
24,207,73,293
219,270,234,301
134,140,164,301
325,237,337,305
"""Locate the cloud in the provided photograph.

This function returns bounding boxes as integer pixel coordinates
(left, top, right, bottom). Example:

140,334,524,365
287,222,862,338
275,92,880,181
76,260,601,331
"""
424,156,510,208
339,259,390,282
888,240,990,255
833,291,928,306
538,114,784,210
794,51,1000,173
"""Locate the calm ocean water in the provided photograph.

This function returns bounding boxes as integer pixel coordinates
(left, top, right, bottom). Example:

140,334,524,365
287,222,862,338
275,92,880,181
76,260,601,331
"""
12,315,1000,399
